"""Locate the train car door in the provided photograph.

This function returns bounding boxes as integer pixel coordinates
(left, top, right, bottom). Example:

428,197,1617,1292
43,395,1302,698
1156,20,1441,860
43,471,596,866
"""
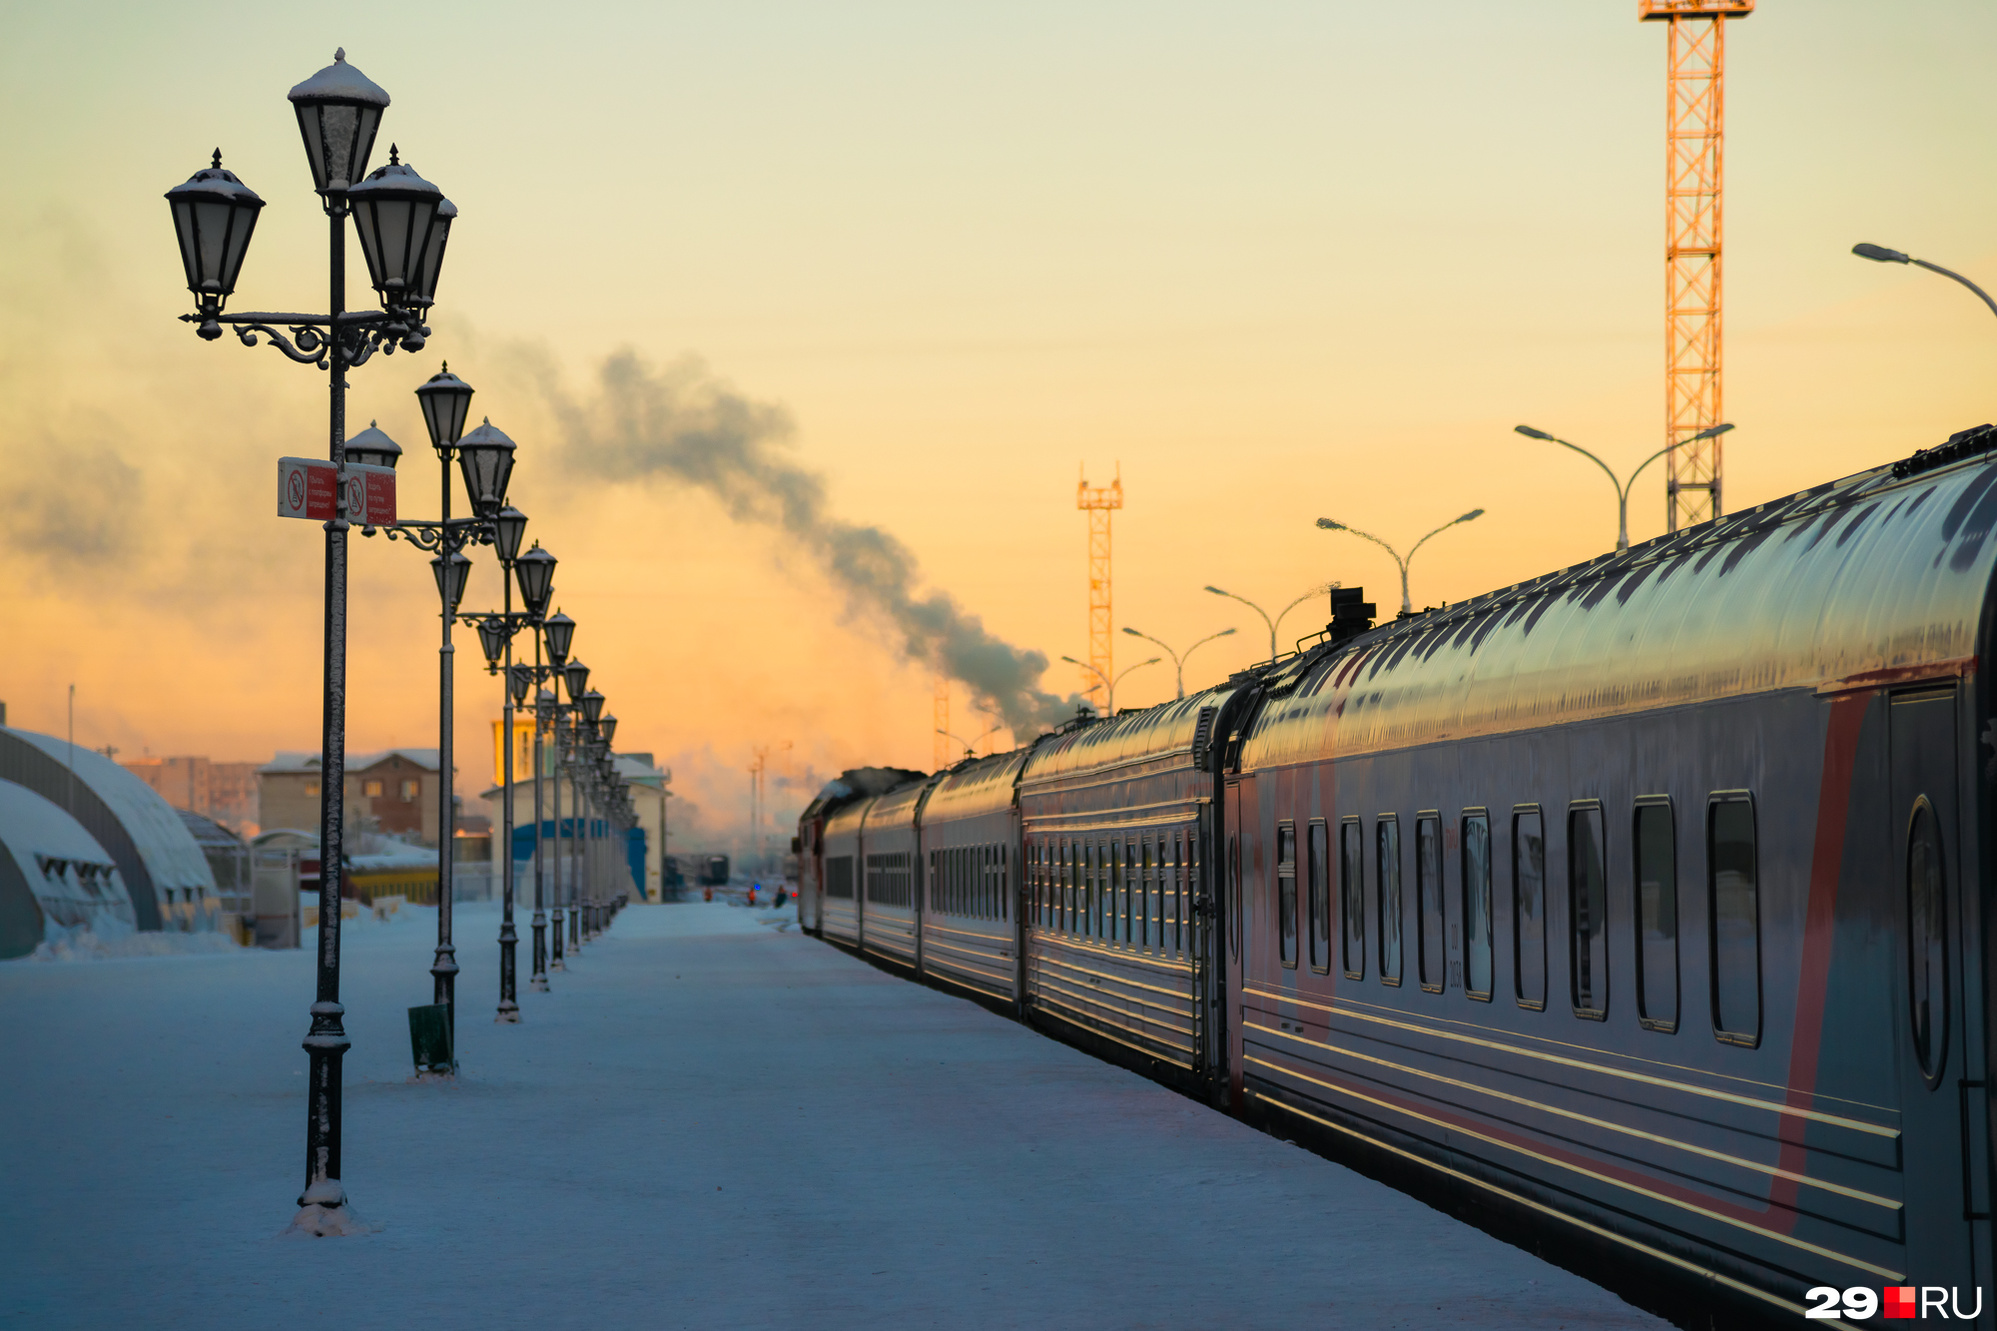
1889,687,1982,1293
1225,777,1249,1105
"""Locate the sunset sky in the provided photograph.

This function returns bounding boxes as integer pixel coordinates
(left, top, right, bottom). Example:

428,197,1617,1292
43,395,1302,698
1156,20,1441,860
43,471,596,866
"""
2,2,1993,837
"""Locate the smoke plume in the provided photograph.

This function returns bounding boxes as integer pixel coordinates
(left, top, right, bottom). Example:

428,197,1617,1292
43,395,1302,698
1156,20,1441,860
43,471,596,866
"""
539,350,1081,737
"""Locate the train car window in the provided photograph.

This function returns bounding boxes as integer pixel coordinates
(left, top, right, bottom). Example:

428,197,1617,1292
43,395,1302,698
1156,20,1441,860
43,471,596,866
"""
1153,838,1167,951
1126,840,1140,943
1000,845,1009,922
1107,843,1122,942
1276,823,1298,968
1568,804,1608,1019
1377,817,1402,986
1095,842,1107,939
1308,821,1331,974
1634,800,1678,1033
1140,842,1154,949
928,849,939,913
827,855,855,899
1340,819,1364,979
1907,798,1947,1081
1417,814,1444,993
1461,811,1492,1001
1708,795,1761,1047
1513,808,1546,1009
1170,835,1184,955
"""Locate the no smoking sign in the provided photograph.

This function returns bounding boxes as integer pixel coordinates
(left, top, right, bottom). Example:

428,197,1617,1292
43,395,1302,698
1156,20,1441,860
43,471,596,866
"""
277,457,397,526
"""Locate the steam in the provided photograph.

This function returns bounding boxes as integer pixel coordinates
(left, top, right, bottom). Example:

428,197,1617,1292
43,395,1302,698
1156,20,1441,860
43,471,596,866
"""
0,440,142,570
539,350,1081,736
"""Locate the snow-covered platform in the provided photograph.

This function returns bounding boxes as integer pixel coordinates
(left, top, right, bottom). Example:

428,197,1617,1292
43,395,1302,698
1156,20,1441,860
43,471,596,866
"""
0,901,1664,1329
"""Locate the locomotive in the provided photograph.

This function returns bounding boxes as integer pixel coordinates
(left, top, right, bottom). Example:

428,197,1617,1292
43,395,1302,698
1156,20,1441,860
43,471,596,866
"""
795,425,1997,1325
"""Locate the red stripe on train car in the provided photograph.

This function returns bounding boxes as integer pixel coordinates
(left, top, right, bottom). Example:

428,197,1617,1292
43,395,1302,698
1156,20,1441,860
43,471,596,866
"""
1770,689,1873,1229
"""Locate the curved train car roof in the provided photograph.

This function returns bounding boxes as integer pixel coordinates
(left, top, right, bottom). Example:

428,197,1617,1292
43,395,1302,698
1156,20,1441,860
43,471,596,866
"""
924,749,1032,825
864,775,934,834
801,766,927,827
1021,691,1222,791
1244,437,1997,769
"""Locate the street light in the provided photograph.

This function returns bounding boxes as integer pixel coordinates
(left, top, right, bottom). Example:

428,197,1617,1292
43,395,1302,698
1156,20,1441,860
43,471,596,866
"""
1514,422,1734,552
458,510,542,1022
167,45,450,1233
1060,655,1159,714
1202,585,1333,662
1123,625,1237,699
935,724,1005,759
1853,243,1997,321
1314,511,1483,616
378,369,506,1065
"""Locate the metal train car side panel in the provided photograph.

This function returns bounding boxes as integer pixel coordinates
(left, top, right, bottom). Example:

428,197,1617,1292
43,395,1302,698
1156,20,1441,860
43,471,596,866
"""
917,751,1031,1007
799,768,923,940
1229,448,1997,1315
1018,694,1222,1076
857,779,932,973
819,798,870,947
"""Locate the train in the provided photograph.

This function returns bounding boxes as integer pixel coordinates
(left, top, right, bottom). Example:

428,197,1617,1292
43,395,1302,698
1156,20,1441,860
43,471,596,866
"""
795,423,1997,1326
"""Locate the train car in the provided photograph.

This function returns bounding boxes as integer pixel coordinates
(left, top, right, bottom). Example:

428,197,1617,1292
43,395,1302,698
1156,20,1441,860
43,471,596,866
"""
819,799,869,946
919,750,1034,1009
808,426,1997,1323
798,767,924,940
1017,693,1237,1089
857,778,933,973
1224,431,1997,1320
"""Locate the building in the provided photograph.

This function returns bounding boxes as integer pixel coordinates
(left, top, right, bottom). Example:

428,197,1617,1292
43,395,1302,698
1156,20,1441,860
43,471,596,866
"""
259,749,447,846
480,749,670,901
119,756,261,836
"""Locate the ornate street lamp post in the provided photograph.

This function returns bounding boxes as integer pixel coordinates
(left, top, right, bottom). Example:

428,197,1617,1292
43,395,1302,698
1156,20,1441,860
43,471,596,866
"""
534,609,574,985
381,372,516,1061
166,48,456,1231
464,508,538,1021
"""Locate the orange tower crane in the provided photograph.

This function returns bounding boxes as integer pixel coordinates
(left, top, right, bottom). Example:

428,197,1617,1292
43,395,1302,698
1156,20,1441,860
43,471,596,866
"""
1642,0,1751,532
1077,466,1123,712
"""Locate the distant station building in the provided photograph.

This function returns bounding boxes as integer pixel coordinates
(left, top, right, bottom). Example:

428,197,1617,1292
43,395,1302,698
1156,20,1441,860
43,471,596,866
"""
259,748,446,846
0,711,229,960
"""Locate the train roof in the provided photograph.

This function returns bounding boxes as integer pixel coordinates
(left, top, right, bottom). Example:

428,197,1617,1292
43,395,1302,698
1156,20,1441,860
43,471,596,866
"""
1244,429,1997,768
801,766,926,827
1020,691,1223,790
924,748,1032,824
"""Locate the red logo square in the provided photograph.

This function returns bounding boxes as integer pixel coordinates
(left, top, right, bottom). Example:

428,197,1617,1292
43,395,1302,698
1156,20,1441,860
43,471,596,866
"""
1883,1286,1917,1319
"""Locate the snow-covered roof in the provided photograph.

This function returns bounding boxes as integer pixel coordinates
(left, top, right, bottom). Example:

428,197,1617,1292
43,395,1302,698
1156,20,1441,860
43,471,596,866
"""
0,779,132,958
261,748,441,774
0,729,215,930
614,753,668,785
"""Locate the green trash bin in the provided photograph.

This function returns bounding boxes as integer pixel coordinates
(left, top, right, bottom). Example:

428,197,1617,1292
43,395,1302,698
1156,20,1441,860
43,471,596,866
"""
408,1003,454,1075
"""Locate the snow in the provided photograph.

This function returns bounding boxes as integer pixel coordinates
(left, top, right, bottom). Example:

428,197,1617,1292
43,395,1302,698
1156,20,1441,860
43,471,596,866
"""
0,900,1664,1329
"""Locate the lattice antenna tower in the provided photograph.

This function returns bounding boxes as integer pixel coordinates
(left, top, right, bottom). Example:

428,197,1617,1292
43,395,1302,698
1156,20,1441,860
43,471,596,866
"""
1644,0,1751,532
933,676,950,771
1077,465,1123,711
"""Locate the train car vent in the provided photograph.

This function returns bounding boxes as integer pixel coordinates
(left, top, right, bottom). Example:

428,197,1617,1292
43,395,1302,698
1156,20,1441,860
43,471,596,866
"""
1894,423,1996,478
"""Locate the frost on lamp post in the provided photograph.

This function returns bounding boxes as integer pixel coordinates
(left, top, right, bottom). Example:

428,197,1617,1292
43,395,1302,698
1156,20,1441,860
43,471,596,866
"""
164,45,456,1235
457,505,538,1022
